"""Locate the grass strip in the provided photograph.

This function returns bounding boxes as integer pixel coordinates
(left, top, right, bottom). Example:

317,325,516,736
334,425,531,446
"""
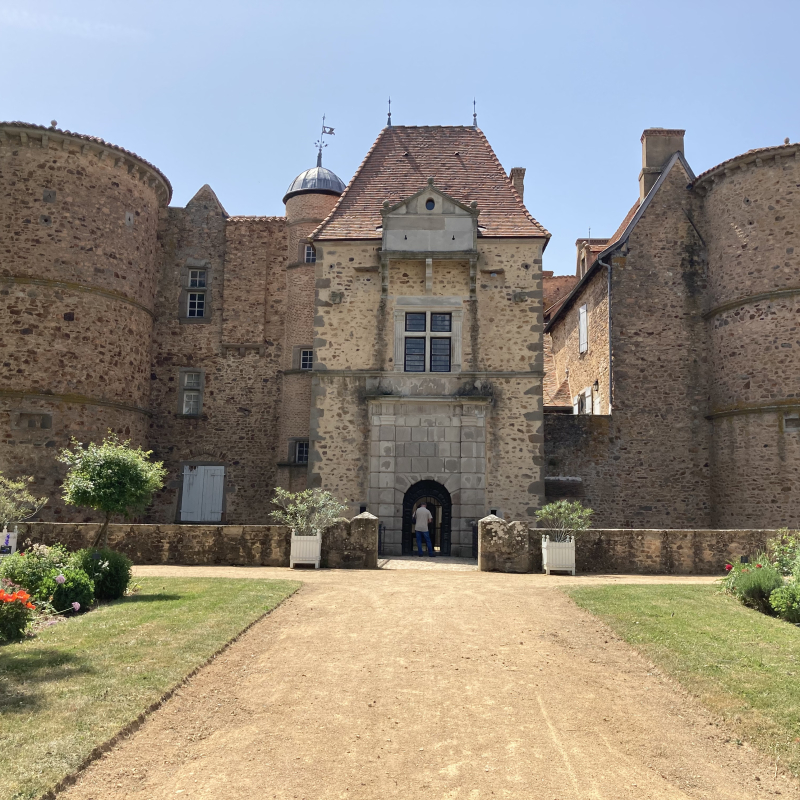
0,576,300,800
568,584,800,775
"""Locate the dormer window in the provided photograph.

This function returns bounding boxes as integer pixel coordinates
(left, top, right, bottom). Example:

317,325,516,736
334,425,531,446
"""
425,198,435,210
305,245,316,264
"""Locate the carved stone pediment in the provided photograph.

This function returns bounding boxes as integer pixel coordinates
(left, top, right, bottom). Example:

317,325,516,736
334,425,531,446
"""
381,178,478,254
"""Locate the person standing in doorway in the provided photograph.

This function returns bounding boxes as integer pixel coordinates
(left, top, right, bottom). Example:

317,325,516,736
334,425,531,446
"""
414,502,435,557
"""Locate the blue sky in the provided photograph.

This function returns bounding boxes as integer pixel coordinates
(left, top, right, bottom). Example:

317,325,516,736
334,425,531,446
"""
1,0,798,275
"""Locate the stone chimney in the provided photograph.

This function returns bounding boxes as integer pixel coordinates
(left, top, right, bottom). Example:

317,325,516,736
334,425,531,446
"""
509,167,525,201
639,128,685,202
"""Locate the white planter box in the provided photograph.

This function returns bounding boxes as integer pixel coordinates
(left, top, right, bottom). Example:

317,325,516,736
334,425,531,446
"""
290,531,321,569
542,535,575,575
0,529,18,559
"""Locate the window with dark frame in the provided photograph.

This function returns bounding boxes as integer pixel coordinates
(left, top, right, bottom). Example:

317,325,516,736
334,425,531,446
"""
430,338,451,372
300,349,313,370
430,313,451,332
295,440,309,464
405,313,426,332
404,338,426,372
304,245,316,264
188,292,205,318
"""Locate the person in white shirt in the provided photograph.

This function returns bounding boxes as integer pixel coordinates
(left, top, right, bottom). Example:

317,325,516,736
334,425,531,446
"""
414,502,435,557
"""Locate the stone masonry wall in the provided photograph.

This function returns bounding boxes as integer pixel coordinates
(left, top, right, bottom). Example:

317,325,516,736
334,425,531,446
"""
478,516,772,575
700,151,800,528
146,199,288,524
0,125,164,521
546,161,712,528
21,514,379,569
549,269,610,413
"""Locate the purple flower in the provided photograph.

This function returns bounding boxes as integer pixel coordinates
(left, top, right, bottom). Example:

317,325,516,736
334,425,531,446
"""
71,602,80,612
55,574,66,585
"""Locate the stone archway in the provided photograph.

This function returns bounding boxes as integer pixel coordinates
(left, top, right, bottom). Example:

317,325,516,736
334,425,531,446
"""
402,480,452,556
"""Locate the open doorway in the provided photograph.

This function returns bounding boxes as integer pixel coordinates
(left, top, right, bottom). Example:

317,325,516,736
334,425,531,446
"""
402,480,452,556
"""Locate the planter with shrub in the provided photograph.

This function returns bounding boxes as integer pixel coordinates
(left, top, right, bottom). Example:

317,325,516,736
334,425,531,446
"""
535,500,594,575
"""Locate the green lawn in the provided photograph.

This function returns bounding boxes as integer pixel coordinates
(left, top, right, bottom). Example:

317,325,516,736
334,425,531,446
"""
0,576,299,800
569,584,800,774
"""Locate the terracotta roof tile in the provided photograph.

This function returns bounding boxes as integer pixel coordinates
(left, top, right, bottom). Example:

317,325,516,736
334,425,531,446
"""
312,126,550,241
693,141,799,185
542,336,572,407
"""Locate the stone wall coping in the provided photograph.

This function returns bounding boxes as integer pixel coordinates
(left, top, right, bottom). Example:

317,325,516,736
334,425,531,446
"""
693,141,799,191
0,121,172,206
366,395,492,405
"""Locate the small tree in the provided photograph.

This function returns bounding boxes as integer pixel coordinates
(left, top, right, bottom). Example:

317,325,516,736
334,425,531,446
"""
535,500,593,542
270,488,347,536
58,434,167,548
0,473,47,528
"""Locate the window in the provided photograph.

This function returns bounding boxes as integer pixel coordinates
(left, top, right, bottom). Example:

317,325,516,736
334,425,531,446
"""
430,338,451,372
401,311,455,373
405,313,426,332
578,304,588,353
300,349,313,370
189,270,206,288
425,198,435,211
179,370,204,416
305,245,316,264
295,440,309,464
188,292,205,318
573,387,593,416
404,338,426,372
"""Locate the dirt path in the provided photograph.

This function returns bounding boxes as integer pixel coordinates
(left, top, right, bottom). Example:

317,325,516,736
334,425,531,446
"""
61,567,795,799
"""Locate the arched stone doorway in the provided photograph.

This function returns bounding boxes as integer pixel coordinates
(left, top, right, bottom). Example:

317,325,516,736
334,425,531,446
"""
402,480,452,556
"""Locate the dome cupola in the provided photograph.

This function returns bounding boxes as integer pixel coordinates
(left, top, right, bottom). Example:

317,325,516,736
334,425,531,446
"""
283,115,346,204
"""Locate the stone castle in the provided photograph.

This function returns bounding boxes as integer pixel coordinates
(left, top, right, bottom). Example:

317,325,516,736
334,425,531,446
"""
1,119,797,553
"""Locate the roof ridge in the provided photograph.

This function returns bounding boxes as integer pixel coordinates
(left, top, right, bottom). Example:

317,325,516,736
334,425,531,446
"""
311,127,388,240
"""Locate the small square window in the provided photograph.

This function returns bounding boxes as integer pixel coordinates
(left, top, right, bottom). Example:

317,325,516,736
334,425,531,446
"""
189,270,206,288
188,293,205,318
300,349,313,370
305,245,316,264
183,391,201,416
184,372,201,389
404,338,426,372
295,441,309,464
431,313,452,332
405,313,426,332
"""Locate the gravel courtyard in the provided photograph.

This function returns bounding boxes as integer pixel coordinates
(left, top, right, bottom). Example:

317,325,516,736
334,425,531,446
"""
60,565,795,799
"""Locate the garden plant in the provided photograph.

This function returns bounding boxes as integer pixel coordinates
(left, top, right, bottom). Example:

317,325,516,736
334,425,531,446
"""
0,472,47,528
534,499,594,541
270,487,348,535
0,578,36,642
59,434,167,548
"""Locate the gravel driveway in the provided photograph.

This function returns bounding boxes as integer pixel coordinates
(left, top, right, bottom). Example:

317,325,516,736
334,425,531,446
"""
60,566,794,799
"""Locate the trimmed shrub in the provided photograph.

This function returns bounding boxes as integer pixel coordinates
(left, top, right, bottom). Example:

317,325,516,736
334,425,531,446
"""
0,578,36,642
722,555,785,615
770,583,800,624
40,568,94,614
0,543,69,601
71,548,132,601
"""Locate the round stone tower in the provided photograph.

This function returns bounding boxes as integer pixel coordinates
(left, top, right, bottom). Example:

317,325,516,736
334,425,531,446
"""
695,141,800,527
0,121,171,520
276,159,346,490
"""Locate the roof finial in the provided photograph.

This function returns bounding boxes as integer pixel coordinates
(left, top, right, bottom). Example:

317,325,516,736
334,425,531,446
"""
314,114,335,168
387,97,392,128
472,98,477,129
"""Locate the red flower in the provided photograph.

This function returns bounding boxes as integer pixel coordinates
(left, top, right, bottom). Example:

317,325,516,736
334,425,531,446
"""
724,564,733,571
756,564,762,568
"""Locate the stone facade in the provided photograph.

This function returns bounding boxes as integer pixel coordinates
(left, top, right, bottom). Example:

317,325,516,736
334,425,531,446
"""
545,128,800,530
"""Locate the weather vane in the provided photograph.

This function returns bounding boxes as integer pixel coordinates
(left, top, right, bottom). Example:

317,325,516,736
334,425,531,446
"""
473,99,477,128
315,115,335,167
387,97,392,127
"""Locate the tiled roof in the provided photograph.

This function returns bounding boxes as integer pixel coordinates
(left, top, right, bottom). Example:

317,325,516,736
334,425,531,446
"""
312,126,550,241
607,200,640,247
542,336,572,407
550,379,573,407
0,121,172,202
227,216,286,222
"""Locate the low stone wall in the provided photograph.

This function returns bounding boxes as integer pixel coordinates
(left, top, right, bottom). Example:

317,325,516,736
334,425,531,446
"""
321,513,379,569
478,516,773,574
21,515,380,569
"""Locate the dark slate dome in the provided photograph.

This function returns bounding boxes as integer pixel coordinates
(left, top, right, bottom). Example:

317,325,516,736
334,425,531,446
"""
283,166,347,203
